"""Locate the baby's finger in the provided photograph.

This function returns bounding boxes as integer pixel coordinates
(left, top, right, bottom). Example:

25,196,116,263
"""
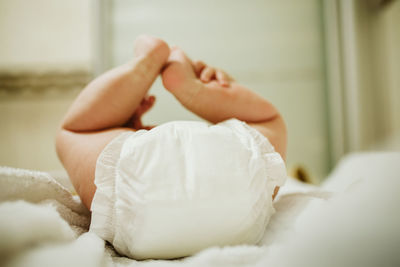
131,114,143,130
216,69,230,87
193,60,206,77
137,95,156,116
142,125,157,130
200,66,215,82
144,95,156,105
142,95,156,112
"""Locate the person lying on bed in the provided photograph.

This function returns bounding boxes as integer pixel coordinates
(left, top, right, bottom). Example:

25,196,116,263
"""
56,35,287,259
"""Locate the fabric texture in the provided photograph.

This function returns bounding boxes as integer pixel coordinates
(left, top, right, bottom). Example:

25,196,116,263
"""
89,119,287,260
2,152,400,266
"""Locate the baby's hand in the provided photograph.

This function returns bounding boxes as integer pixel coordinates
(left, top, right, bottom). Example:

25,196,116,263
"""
125,95,156,130
192,60,233,87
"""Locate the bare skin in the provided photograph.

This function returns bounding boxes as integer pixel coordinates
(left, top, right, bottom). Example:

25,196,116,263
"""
56,35,287,210
162,47,287,159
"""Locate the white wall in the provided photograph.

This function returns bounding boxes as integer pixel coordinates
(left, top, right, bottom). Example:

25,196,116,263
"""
1,0,397,178
326,0,400,154
0,96,78,170
0,0,92,171
0,0,92,70
369,1,400,149
110,0,330,180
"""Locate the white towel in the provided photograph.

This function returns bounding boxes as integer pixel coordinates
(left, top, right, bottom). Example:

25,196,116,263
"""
0,166,320,267
0,166,90,231
0,167,92,264
3,153,395,267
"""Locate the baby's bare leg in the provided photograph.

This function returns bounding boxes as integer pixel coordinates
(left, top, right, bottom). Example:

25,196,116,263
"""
61,35,169,132
162,48,287,200
162,48,279,124
57,36,169,208
162,48,287,160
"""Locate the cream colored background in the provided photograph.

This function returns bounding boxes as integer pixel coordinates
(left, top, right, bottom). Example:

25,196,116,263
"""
0,97,75,170
109,0,330,180
0,0,92,70
0,0,91,170
0,0,399,181
324,0,400,163
366,1,400,150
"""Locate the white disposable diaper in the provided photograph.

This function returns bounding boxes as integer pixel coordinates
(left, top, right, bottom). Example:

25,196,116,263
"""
89,119,286,260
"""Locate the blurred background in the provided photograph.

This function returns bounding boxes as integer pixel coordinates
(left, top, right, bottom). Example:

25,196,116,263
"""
0,0,399,182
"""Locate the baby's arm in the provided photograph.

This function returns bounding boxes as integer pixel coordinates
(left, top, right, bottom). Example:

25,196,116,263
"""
162,48,287,160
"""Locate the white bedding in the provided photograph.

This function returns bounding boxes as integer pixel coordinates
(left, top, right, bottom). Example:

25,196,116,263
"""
0,152,399,267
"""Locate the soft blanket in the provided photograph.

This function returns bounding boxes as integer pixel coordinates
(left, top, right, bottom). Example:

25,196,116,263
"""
1,152,399,267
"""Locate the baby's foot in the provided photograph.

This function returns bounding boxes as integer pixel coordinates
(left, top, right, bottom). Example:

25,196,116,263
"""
161,47,203,107
133,35,170,63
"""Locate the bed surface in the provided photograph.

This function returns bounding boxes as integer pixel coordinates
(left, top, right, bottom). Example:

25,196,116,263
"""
0,152,399,267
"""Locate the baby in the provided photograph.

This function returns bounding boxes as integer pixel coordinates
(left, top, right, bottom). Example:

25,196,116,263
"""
56,35,287,259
